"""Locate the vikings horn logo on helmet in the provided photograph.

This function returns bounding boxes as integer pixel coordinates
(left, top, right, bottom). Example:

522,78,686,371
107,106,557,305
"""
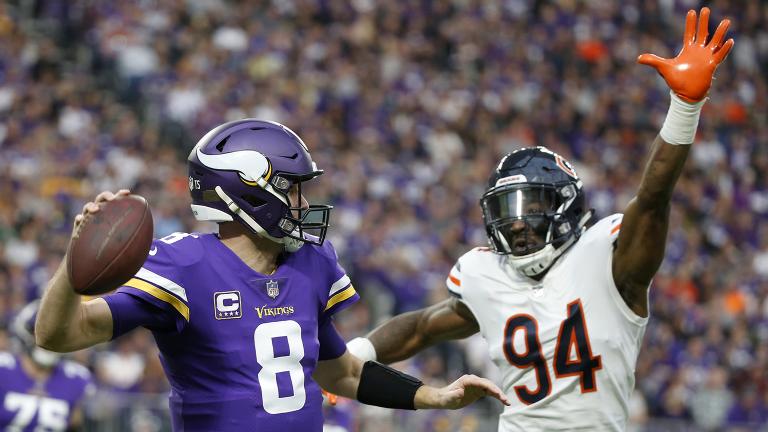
195,147,273,187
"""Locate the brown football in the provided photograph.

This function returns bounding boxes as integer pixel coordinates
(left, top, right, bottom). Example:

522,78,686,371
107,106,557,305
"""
67,194,153,296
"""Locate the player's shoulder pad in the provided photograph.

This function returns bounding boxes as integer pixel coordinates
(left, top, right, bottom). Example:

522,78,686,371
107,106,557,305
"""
446,246,497,299
299,238,345,281
579,213,624,246
306,239,357,313
147,232,207,267
60,360,93,381
0,351,17,369
310,238,349,288
122,232,202,312
455,246,498,276
310,237,341,263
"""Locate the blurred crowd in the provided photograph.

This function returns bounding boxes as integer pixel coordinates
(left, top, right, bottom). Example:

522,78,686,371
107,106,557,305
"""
0,0,767,430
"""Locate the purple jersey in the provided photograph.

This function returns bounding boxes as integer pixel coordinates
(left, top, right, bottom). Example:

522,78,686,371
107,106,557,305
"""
104,232,359,432
0,352,94,431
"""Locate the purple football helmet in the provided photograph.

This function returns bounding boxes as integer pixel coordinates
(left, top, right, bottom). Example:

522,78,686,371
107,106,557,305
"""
188,119,331,251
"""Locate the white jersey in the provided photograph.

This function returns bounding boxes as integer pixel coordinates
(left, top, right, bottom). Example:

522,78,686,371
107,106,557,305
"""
447,215,648,431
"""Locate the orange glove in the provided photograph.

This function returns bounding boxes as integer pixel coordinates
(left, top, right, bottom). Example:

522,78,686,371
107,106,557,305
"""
638,7,734,103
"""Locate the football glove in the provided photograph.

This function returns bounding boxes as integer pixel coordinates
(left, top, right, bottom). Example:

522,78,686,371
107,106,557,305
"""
638,7,734,102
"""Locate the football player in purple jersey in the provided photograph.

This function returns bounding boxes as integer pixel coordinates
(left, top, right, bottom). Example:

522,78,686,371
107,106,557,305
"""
0,301,94,431
35,119,509,431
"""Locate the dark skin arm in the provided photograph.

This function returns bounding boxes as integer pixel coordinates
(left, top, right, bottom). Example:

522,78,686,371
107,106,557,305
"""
314,350,509,409
612,138,689,317
615,7,733,317
367,298,479,364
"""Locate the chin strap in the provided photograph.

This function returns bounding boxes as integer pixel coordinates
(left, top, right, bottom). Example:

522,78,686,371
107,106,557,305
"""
214,186,304,252
508,210,594,277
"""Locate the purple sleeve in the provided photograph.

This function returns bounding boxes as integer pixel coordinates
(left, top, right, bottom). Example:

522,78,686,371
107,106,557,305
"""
317,317,347,361
104,290,184,339
104,240,191,338
320,242,359,319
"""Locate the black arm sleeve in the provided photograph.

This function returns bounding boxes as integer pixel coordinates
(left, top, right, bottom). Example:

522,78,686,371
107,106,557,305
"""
356,361,424,410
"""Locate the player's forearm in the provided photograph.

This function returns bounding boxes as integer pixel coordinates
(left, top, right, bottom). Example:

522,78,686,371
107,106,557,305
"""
635,87,708,211
363,300,478,364
314,351,364,399
413,385,443,409
329,376,360,400
367,310,433,364
634,136,690,211
36,260,81,349
36,260,110,352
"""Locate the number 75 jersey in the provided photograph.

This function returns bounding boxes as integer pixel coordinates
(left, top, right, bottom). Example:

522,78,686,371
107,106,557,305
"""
447,215,648,431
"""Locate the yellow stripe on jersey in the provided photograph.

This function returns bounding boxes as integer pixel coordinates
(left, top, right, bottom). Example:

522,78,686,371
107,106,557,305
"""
325,285,356,311
124,278,190,321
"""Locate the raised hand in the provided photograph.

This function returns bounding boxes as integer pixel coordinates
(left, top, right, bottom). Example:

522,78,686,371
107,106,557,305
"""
414,374,510,409
638,7,734,102
72,189,131,236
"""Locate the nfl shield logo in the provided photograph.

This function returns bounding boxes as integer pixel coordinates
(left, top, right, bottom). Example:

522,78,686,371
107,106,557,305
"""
266,280,279,299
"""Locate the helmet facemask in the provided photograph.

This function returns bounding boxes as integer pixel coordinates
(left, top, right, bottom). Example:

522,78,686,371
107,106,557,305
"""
270,173,332,248
482,184,578,257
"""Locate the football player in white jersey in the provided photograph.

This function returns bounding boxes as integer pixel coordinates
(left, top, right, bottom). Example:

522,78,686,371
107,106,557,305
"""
345,7,734,431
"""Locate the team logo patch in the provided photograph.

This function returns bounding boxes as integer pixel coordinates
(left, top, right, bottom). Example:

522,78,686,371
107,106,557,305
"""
555,155,578,178
266,280,280,299
214,291,242,320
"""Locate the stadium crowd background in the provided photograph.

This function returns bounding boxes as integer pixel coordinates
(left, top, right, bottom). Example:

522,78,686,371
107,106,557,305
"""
0,0,766,430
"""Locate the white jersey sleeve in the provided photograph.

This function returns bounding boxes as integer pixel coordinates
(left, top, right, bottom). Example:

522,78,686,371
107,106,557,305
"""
446,255,468,300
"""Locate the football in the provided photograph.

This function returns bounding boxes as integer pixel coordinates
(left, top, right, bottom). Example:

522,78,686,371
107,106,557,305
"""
67,194,154,296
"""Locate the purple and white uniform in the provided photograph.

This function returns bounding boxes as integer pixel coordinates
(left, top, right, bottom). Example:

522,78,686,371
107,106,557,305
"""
104,232,359,432
0,352,93,431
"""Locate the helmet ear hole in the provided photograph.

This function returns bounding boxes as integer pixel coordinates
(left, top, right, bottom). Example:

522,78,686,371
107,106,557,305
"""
242,195,267,208
215,136,229,152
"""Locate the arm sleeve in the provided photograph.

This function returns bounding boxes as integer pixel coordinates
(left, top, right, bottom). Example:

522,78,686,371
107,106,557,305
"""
104,290,184,339
102,240,192,338
321,242,359,319
317,317,347,361
446,260,463,299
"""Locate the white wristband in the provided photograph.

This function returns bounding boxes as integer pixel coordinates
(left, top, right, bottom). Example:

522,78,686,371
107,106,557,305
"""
659,91,706,145
347,337,377,362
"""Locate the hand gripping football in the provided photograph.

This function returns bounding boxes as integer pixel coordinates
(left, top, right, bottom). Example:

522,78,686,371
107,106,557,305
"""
67,194,153,295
